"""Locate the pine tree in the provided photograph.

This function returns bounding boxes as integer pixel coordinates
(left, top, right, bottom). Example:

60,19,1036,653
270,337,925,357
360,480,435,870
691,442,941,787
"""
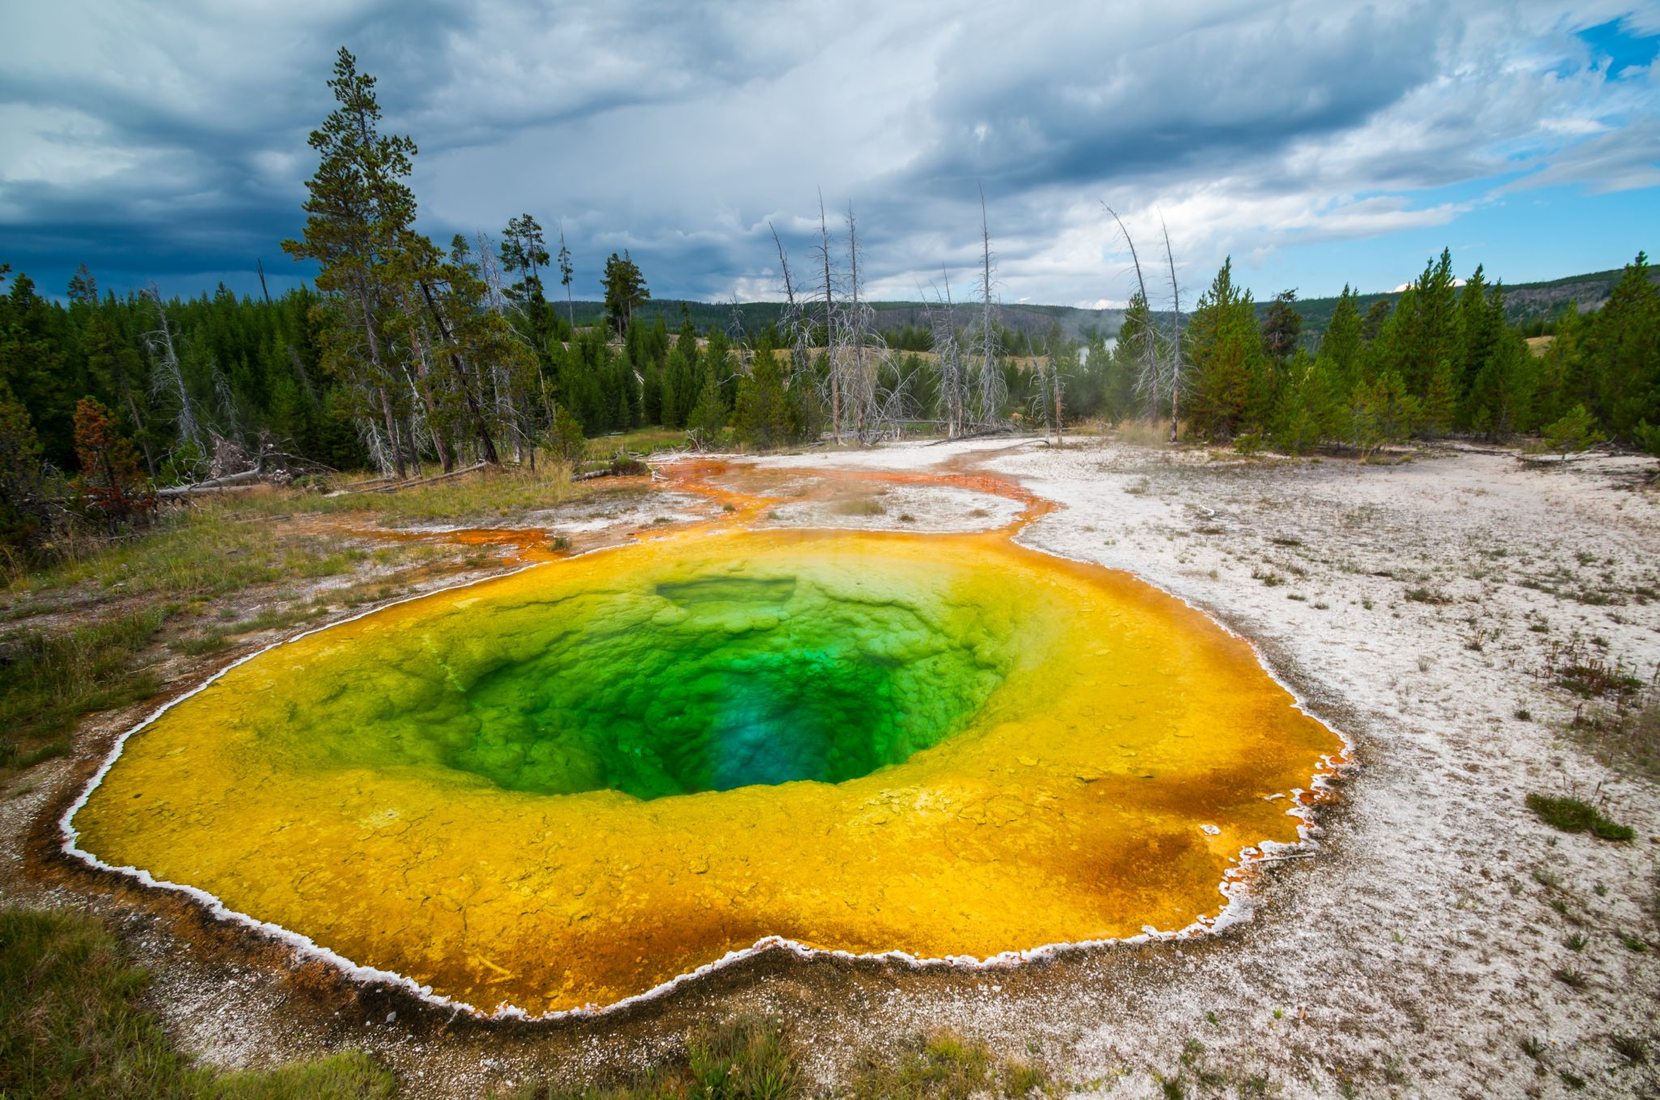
1185,258,1263,440
1260,289,1302,362
281,47,421,478
1398,249,1463,399
1320,286,1362,393
733,337,797,449
601,252,649,338
1585,252,1659,440
557,231,575,333
500,213,555,351
687,371,729,450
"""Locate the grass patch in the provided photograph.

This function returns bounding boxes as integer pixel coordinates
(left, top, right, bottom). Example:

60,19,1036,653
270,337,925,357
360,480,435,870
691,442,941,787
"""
1612,1035,1648,1065
1541,636,1645,700
1551,966,1589,990
1526,793,1635,841
582,429,688,464
0,609,165,770
518,1021,1049,1100
0,907,392,1099
520,1015,797,1100
846,1031,1048,1099
1569,689,1660,784
1403,586,1452,605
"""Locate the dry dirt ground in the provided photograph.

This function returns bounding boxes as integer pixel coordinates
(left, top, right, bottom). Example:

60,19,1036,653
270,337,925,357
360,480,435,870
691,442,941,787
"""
5,437,1659,1099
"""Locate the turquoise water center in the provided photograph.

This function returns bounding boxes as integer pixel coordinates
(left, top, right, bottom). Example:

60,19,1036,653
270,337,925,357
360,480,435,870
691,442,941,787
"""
444,571,1013,799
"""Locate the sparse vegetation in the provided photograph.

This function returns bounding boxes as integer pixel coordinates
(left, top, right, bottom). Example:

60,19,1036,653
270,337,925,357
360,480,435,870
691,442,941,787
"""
1526,792,1635,840
1551,966,1589,990
1541,635,1645,700
1611,1034,1648,1065
517,1020,1049,1100
1568,681,1660,783
846,1031,1049,1100
0,608,164,769
0,907,393,1099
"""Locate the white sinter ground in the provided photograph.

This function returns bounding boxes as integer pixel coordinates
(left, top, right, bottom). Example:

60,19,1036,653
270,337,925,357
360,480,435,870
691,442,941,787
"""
755,436,1660,1099
3,435,1655,1098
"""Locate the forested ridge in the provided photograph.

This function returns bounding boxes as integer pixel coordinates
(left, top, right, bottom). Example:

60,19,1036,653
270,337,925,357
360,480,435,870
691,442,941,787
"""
1,47,1656,564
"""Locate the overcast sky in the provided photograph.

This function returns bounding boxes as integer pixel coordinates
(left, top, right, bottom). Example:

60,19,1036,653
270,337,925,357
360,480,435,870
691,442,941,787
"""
2,1,1657,309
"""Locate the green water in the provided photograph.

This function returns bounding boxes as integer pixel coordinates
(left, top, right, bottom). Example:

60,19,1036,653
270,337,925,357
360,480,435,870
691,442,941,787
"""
440,574,1010,799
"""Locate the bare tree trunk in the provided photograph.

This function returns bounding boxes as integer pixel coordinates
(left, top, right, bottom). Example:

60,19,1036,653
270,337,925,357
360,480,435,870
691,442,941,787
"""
473,232,521,461
1053,360,1064,445
935,268,963,438
418,279,502,466
848,204,861,440
847,203,878,441
818,193,839,442
976,187,1005,427
143,286,206,458
1105,206,1160,427
349,274,408,479
375,384,405,479
1161,216,1183,444
408,326,454,473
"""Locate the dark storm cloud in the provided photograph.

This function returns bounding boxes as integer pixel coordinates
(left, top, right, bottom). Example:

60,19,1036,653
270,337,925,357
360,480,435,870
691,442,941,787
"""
0,0,1655,304
902,5,1447,190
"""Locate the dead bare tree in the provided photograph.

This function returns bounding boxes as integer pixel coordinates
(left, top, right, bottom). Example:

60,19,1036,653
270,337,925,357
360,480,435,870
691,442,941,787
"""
141,286,207,460
1161,214,1183,443
472,230,522,461
1030,332,1064,445
972,186,1007,429
924,268,966,438
816,193,841,441
1104,206,1161,425
844,202,883,441
770,220,814,392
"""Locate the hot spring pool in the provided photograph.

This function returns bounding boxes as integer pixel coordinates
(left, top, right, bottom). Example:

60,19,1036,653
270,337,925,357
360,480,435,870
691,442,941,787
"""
67,525,1339,1017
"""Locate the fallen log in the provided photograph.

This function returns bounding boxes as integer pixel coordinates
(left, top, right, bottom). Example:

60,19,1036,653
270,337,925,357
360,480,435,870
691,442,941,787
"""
330,462,490,496
156,469,269,498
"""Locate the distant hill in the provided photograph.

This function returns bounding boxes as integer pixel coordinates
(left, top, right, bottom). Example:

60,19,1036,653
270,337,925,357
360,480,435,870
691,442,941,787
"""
563,298,1128,343
1272,266,1660,340
562,265,1652,347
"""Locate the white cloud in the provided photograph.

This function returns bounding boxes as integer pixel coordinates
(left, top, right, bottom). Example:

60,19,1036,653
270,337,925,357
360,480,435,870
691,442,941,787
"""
0,0,1655,300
